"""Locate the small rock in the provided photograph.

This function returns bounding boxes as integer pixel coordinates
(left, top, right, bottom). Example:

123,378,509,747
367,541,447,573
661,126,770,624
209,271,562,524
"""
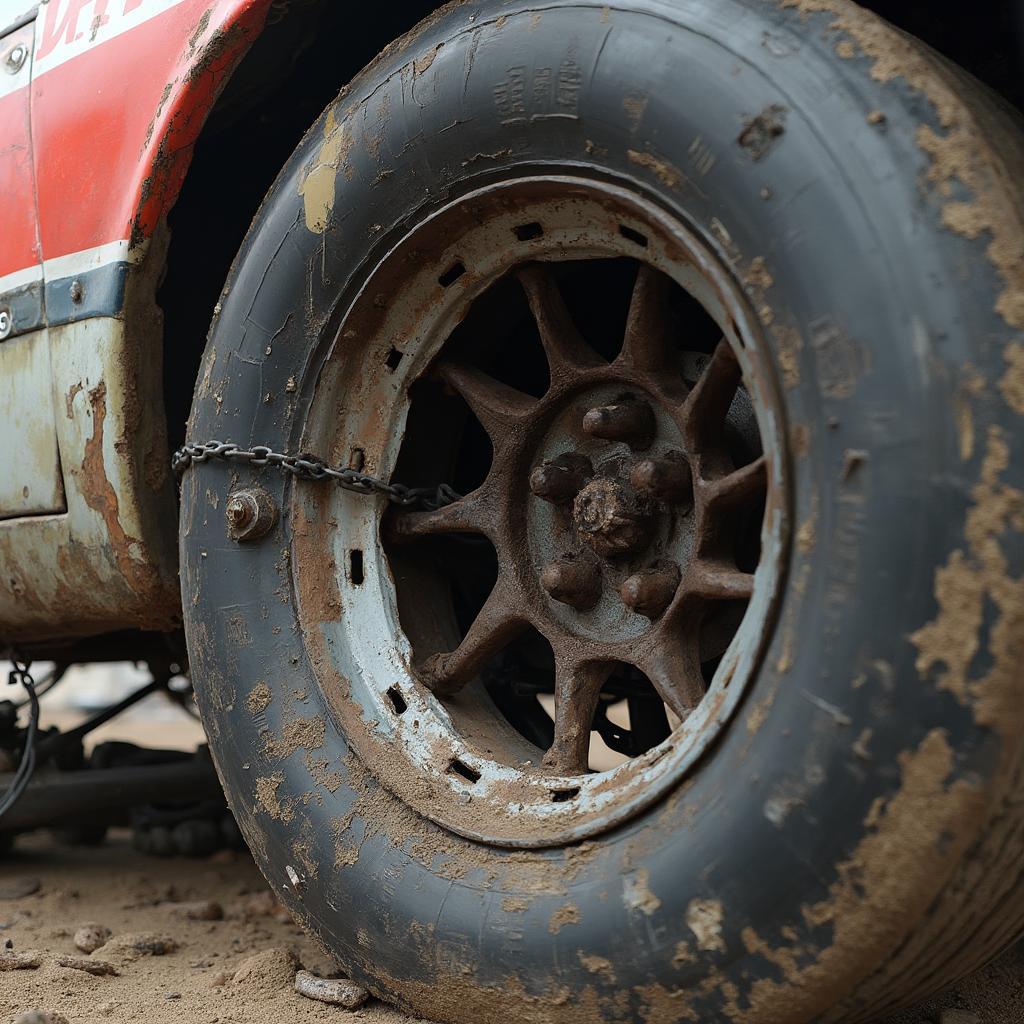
165,992,181,1000
74,922,112,953
0,949,43,970
102,932,178,960
0,876,41,900
14,1012,70,1024
54,954,119,976
167,899,223,921
209,969,233,987
294,969,370,1009
940,1013,982,1024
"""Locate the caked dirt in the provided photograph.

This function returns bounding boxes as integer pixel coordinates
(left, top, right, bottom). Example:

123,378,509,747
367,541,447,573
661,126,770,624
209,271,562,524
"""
0,831,1019,1024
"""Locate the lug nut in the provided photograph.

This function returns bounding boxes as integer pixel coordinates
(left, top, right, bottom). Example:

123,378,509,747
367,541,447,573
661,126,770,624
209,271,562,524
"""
529,453,593,505
226,488,278,542
630,452,693,506
583,397,656,447
621,562,682,619
541,555,602,611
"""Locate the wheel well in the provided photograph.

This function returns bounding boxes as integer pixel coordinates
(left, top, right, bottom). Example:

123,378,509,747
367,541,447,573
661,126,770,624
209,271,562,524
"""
158,1,440,449
157,0,1024,451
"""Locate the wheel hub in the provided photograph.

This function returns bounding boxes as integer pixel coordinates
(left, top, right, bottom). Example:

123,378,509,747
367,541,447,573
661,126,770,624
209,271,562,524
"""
295,174,789,848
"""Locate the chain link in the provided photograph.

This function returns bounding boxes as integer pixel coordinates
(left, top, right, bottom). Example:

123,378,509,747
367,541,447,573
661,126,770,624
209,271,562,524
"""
172,441,460,511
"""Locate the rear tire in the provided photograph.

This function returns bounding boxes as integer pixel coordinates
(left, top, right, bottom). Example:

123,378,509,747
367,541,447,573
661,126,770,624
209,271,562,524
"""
182,2,1024,1021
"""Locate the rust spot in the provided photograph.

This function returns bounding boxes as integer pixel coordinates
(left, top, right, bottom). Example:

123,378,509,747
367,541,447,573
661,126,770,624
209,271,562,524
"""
80,382,167,614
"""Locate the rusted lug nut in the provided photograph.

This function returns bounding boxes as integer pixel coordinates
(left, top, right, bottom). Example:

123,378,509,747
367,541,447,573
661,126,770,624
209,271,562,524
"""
541,555,602,611
630,452,693,506
621,562,682,619
529,453,594,505
225,488,278,543
583,397,656,447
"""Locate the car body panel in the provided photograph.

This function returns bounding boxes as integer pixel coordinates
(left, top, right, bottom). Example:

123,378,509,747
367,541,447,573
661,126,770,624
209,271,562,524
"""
0,0,271,642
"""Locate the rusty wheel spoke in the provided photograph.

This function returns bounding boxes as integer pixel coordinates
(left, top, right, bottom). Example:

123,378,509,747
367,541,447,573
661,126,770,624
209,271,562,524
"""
518,264,604,375
680,340,741,450
438,361,537,440
701,455,767,509
618,263,678,378
543,660,612,775
417,578,528,697
635,630,706,724
686,561,756,602
385,488,491,544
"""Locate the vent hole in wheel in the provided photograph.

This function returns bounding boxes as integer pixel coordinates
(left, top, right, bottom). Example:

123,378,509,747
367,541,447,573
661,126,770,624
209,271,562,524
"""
386,686,408,715
349,550,364,585
439,261,466,287
514,222,544,241
448,758,480,784
385,346,404,371
619,224,648,248
551,787,580,803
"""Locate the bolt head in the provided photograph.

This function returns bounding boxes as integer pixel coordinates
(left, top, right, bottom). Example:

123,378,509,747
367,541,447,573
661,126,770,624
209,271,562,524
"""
529,453,593,505
5,44,27,74
582,397,656,447
621,563,681,619
540,555,602,611
630,452,693,506
225,488,277,542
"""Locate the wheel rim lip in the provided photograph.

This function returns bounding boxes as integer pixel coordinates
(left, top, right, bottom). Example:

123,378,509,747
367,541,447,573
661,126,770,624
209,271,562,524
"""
291,172,791,849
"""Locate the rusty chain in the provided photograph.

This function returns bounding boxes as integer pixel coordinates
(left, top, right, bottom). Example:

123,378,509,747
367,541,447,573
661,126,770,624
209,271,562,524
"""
0,653,39,821
172,441,460,511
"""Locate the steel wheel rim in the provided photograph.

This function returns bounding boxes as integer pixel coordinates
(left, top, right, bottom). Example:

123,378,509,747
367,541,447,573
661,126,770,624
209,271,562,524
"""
293,174,791,848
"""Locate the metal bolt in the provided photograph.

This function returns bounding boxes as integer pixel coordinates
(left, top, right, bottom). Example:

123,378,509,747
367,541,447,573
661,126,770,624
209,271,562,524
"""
4,44,27,75
630,452,693,506
0,308,11,341
69,279,84,304
621,562,681,619
573,478,653,558
529,453,593,505
225,488,277,542
541,554,602,611
582,397,656,447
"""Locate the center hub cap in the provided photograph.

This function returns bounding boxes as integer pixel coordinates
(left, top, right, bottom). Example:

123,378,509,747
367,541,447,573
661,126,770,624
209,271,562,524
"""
573,477,653,558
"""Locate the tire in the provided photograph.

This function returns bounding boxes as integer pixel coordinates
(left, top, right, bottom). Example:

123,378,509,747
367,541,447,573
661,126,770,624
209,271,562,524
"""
180,2,1024,1022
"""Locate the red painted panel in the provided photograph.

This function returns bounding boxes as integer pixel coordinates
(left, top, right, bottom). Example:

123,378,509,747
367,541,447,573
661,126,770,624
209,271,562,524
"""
30,0,270,263
0,25,40,280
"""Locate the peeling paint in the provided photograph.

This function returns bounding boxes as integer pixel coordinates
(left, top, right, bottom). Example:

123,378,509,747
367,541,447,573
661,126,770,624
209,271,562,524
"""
299,109,354,235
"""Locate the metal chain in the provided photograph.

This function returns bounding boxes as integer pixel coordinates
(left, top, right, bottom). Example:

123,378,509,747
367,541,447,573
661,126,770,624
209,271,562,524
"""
172,441,460,511
0,653,39,821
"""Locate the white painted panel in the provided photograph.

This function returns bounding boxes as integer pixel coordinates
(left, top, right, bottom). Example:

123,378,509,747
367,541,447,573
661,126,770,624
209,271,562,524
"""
0,327,66,517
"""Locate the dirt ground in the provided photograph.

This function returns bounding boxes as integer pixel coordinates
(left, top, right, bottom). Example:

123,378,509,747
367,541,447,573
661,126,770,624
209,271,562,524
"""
1,832,1021,1024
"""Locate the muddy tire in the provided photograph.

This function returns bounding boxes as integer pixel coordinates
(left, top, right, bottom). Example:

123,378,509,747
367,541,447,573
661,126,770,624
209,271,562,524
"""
181,2,1024,1021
